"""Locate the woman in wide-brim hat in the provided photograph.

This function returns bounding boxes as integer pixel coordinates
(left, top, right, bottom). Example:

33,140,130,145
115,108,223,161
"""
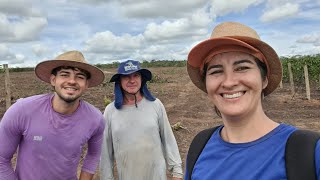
184,22,320,180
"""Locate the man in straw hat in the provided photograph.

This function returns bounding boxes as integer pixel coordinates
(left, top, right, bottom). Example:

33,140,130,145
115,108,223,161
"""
100,60,183,180
184,22,320,180
0,50,106,180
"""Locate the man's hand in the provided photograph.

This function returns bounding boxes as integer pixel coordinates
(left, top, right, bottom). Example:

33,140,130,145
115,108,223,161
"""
172,177,183,180
79,171,94,180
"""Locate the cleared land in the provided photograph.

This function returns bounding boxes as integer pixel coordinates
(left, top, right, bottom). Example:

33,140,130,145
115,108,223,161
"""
1,66,320,179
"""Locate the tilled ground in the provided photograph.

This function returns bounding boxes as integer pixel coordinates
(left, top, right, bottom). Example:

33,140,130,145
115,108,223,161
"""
1,67,320,179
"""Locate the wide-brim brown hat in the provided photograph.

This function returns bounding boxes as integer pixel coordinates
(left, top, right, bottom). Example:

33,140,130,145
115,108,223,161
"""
187,22,282,96
35,50,105,87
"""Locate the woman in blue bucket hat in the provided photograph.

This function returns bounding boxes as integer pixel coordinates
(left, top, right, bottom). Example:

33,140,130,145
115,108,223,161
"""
100,60,183,180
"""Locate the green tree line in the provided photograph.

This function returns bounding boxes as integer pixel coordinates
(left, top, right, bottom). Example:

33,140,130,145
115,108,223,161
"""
0,60,186,73
1,55,320,85
95,60,186,69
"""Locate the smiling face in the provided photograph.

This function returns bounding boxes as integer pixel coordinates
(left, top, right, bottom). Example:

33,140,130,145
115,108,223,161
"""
205,51,268,119
50,67,89,104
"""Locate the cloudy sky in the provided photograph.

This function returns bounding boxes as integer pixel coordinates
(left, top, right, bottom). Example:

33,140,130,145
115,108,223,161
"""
0,0,319,67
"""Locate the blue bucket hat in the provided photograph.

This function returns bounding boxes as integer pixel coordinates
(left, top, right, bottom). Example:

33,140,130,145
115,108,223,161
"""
110,60,156,109
110,60,152,82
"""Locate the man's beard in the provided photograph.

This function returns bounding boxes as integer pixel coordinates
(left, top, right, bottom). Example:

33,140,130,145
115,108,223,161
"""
56,91,81,104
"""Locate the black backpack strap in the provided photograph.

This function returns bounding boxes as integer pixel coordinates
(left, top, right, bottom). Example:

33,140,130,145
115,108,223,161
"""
186,126,220,180
285,129,320,180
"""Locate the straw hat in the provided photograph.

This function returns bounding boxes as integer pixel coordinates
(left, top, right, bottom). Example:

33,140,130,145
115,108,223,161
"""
35,50,105,87
187,22,282,96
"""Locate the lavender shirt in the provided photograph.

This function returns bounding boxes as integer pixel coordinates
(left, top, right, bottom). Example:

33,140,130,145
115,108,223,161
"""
0,94,105,180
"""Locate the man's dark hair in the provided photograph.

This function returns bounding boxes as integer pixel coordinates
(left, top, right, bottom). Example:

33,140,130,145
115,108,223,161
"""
51,66,91,79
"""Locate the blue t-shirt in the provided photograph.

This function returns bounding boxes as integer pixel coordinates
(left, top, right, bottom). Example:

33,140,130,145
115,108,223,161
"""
185,124,320,180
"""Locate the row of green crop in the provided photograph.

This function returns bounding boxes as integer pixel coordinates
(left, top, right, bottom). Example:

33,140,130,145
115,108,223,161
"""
281,54,320,83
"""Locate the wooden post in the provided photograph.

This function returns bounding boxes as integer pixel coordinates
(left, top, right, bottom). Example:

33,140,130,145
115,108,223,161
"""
4,64,11,109
279,79,283,89
304,64,311,100
288,63,295,96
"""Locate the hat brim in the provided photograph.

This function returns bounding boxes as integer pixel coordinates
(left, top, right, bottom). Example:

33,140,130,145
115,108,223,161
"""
109,69,152,82
35,60,105,87
187,36,282,96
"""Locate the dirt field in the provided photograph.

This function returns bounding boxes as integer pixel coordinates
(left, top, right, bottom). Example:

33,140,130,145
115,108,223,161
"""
1,66,320,179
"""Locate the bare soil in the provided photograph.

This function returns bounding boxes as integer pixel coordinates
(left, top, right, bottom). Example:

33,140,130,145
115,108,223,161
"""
1,67,320,179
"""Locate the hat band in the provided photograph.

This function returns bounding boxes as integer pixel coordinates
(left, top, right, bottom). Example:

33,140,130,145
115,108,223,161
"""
200,45,269,78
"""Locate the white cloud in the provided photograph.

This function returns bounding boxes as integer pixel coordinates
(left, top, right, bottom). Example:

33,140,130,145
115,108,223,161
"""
210,0,263,16
32,44,50,57
0,0,319,67
0,14,14,37
12,54,25,64
0,44,24,64
298,1,320,20
144,20,191,42
84,11,211,62
0,44,10,57
13,17,48,41
0,0,43,17
144,11,211,43
137,44,187,60
288,45,320,56
260,3,299,22
190,10,213,28
70,0,110,4
299,10,320,20
289,44,298,49
0,0,47,43
114,0,208,18
296,33,320,46
84,31,144,54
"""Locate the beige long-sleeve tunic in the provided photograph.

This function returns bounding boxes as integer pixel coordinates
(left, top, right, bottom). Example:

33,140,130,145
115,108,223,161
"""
100,98,183,180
